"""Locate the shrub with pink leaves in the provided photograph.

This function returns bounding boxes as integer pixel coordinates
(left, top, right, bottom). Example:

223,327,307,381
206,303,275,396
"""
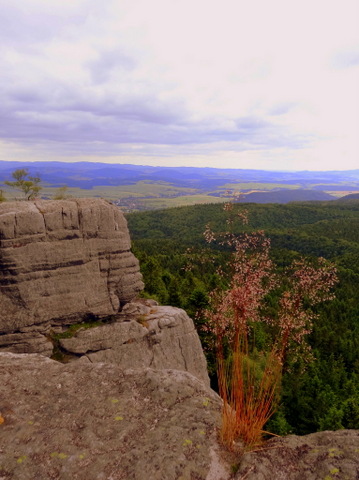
203,203,338,450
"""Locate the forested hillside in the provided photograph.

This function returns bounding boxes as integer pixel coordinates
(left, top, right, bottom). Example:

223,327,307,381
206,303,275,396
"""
127,200,359,435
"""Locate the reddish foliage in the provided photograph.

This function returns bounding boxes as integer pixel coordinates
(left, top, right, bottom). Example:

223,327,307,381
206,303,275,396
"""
203,204,338,450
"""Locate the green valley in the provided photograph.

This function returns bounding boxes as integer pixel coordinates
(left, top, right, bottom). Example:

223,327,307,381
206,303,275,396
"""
127,200,359,435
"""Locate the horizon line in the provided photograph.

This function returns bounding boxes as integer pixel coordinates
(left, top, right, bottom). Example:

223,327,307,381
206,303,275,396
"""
0,159,358,174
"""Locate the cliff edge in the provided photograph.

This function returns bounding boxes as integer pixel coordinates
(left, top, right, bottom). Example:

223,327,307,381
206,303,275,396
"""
0,199,209,386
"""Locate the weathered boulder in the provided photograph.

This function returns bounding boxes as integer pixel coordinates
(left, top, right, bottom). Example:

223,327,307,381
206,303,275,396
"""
0,352,227,480
234,430,359,480
0,199,144,334
1,353,358,480
58,301,210,387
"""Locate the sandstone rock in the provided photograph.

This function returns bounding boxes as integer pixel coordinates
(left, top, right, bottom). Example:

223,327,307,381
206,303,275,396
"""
0,199,144,334
1,353,358,480
59,302,210,387
0,201,210,385
235,429,359,480
0,331,53,356
0,352,227,480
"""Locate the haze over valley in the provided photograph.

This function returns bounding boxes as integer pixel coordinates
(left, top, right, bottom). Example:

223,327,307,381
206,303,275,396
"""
1,161,359,211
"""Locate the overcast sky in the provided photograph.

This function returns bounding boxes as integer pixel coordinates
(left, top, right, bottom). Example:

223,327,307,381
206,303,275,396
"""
1,0,358,171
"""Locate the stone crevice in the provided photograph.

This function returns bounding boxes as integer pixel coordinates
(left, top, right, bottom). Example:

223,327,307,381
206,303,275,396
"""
178,337,189,371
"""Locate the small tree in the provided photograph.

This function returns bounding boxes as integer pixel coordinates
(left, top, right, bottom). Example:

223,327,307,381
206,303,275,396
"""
5,168,41,200
53,186,71,200
0,189,5,202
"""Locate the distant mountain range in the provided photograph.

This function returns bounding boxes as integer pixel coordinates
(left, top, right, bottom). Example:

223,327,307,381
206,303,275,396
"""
336,192,359,202
1,161,359,208
1,161,359,188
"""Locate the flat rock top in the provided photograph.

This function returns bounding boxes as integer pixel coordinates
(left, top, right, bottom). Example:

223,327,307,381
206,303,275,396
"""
235,429,359,480
0,353,223,480
0,198,128,239
1,353,358,480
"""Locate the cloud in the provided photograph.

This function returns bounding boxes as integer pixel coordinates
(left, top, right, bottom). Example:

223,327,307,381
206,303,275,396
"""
332,48,359,69
0,0,358,170
0,1,97,47
87,48,137,85
1,72,309,153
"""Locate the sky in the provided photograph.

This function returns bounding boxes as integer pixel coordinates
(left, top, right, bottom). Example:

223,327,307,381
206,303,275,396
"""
0,0,358,171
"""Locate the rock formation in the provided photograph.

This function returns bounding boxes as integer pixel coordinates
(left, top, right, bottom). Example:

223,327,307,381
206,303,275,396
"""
0,199,144,334
0,352,226,480
1,352,358,480
0,199,209,385
58,301,209,387
234,430,359,480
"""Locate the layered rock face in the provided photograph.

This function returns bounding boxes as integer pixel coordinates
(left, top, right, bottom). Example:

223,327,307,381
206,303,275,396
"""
0,199,144,333
0,199,210,386
59,301,209,386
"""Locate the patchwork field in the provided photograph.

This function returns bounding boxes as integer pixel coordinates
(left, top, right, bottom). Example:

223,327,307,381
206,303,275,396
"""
1,161,359,210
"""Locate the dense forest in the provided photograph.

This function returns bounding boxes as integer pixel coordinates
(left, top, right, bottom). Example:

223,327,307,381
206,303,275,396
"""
127,199,359,436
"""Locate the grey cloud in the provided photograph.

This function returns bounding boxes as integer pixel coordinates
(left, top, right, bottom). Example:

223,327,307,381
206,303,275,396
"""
3,76,189,126
9,88,47,105
0,95,309,154
0,70,312,156
87,48,137,84
331,48,359,69
0,7,76,46
235,116,269,131
0,0,105,47
0,82,187,145
269,102,297,116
